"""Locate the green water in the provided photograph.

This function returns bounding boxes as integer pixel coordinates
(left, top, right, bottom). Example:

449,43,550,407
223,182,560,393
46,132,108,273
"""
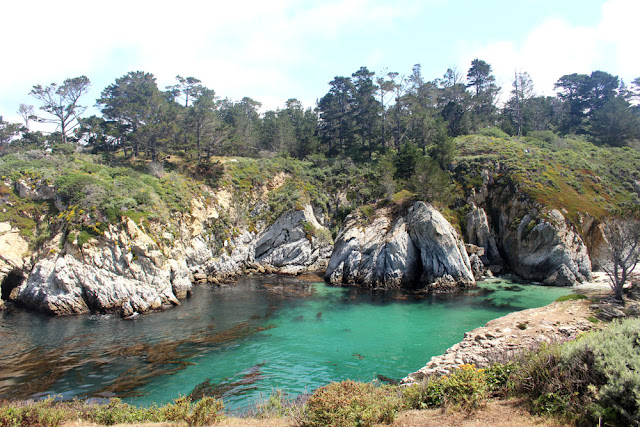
0,275,570,411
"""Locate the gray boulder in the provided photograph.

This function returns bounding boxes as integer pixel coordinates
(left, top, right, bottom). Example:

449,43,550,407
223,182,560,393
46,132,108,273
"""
255,205,332,274
502,209,592,285
325,201,475,291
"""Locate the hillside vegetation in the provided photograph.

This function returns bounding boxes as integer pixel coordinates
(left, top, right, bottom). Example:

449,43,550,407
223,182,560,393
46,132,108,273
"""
2,131,639,254
456,133,640,221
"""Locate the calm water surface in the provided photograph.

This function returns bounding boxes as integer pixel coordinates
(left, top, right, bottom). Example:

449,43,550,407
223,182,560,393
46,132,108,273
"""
0,275,570,411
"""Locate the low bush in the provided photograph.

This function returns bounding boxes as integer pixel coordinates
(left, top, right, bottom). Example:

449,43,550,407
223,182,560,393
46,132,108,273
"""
511,317,640,425
301,380,401,427
0,395,224,427
402,377,444,409
441,364,487,411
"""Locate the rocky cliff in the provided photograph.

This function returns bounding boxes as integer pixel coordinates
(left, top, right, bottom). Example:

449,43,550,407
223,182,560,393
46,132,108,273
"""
325,201,475,291
0,155,605,316
464,164,593,286
402,298,596,383
4,175,333,315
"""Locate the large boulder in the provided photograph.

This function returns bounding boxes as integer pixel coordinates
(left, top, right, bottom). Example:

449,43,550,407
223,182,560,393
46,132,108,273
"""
254,204,332,274
325,202,475,291
501,209,592,285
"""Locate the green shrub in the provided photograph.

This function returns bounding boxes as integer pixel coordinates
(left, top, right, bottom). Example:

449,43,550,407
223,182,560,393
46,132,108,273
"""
527,130,559,145
161,395,191,422
188,396,225,426
0,399,70,427
255,389,290,418
301,380,400,427
511,318,640,425
82,398,163,425
441,364,487,411
478,127,509,139
161,395,224,426
555,293,587,302
402,377,444,409
483,362,516,394
563,318,640,425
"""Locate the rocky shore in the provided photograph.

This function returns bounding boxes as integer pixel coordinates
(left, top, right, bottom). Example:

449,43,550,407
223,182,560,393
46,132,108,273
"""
402,297,597,383
0,164,606,317
402,268,640,384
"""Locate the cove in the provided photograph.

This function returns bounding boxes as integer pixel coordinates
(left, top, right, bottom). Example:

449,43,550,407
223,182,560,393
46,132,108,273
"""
0,275,571,412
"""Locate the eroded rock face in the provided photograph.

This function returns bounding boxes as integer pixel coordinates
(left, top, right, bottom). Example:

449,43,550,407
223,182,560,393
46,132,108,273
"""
325,202,474,291
16,219,187,316
466,165,593,286
15,200,334,315
465,204,501,265
254,205,332,274
501,209,592,285
0,222,29,304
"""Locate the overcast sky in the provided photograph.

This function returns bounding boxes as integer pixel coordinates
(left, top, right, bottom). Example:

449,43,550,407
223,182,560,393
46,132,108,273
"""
1,0,638,124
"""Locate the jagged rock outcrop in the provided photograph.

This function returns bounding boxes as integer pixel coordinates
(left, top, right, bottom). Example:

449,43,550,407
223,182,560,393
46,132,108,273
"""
15,179,55,201
325,201,475,291
16,219,188,316
254,205,332,274
13,196,333,315
465,204,501,265
0,222,29,305
464,165,593,286
500,208,592,286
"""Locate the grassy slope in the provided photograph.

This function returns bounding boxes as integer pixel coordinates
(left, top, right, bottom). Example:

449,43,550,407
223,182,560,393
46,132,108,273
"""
455,134,640,222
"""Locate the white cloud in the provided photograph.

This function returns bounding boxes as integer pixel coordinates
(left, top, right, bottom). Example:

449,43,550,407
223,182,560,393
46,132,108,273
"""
1,0,429,120
455,0,638,101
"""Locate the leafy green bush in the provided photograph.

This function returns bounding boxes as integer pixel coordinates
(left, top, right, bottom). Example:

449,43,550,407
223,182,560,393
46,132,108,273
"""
0,398,69,427
188,396,225,426
511,318,640,425
255,389,290,418
402,377,445,409
483,362,516,395
527,130,559,145
0,395,224,427
81,398,163,425
478,127,509,139
441,364,487,411
301,380,401,427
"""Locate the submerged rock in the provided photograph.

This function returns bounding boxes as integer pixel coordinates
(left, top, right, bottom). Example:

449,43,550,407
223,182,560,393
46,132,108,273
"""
325,201,474,291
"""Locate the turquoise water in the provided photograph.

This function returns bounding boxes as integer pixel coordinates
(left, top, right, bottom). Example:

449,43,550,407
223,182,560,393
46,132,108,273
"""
0,275,570,411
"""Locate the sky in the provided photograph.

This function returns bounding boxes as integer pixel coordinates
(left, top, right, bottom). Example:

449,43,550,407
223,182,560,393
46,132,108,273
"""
1,0,638,126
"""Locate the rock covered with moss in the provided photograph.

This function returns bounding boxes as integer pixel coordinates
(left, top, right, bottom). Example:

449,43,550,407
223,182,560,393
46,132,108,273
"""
464,164,592,286
325,201,475,291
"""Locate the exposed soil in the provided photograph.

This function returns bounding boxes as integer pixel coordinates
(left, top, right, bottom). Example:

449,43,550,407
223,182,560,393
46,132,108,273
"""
391,398,566,427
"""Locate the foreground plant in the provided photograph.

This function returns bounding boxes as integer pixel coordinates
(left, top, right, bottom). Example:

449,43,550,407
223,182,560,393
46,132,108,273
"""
0,395,224,427
300,380,401,427
512,317,640,425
